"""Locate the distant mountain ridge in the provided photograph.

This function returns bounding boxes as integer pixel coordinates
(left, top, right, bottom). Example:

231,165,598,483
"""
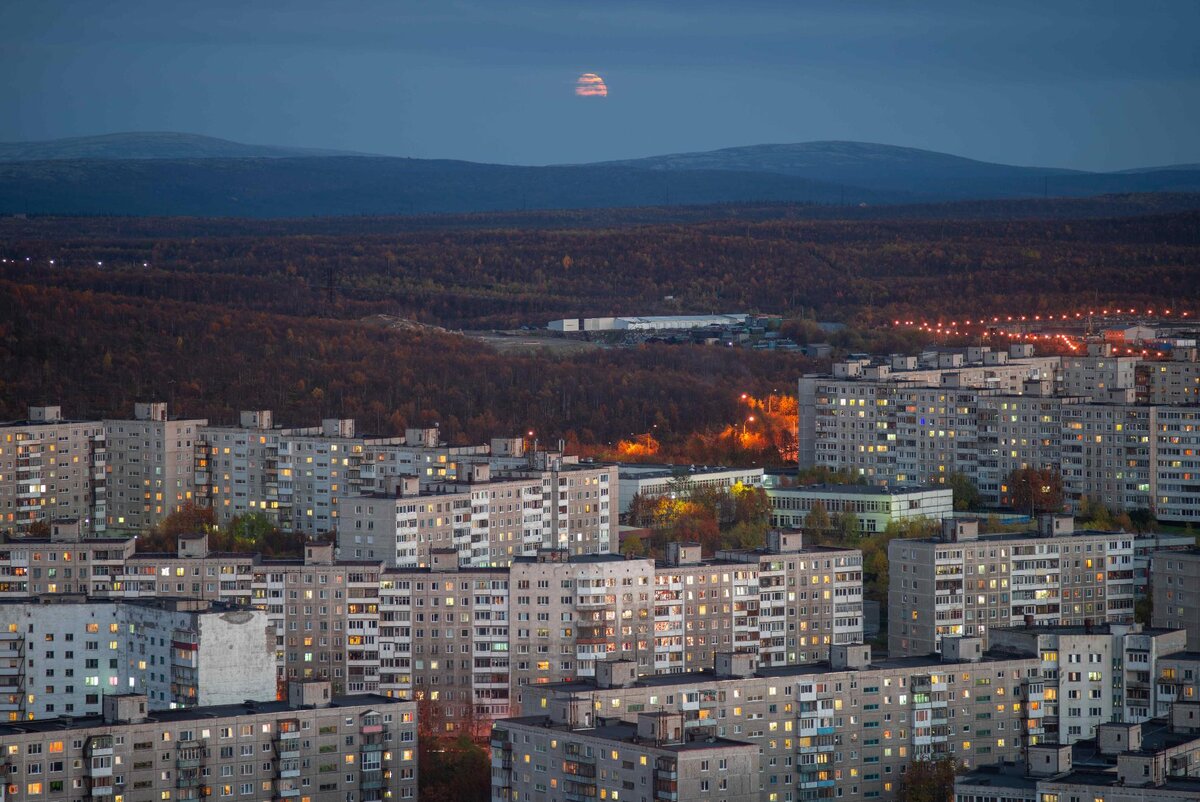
1,132,1199,217
0,132,370,162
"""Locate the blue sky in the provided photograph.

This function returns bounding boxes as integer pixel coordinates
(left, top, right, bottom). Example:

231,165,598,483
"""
2,0,1197,170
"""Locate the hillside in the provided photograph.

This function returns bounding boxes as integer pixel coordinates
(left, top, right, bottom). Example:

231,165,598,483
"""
599,141,1200,200
0,132,367,161
2,135,1200,217
0,156,891,218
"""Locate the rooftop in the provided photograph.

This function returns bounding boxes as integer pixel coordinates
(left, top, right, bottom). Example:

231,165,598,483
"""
498,715,756,753
0,693,405,738
767,483,949,496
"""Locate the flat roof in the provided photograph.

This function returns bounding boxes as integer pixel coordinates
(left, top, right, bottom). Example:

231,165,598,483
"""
0,693,404,737
535,651,1030,694
498,716,756,753
767,483,948,496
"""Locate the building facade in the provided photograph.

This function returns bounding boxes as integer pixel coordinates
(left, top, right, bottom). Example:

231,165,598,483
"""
0,681,418,802
888,517,1137,657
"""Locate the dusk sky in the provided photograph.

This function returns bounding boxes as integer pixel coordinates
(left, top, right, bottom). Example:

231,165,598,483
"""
2,0,1198,171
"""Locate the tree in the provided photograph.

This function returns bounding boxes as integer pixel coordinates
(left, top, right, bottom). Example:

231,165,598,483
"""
1006,467,1064,515
896,756,961,802
805,501,831,533
621,533,647,557
946,472,980,512
833,510,860,542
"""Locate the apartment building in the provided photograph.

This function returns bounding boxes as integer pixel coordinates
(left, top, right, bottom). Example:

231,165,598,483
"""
1158,652,1200,708
508,552,655,706
765,483,952,533
104,403,207,533
651,543,761,675
0,597,276,720
377,554,511,726
955,705,1200,802
339,466,549,568
975,385,1085,504
520,640,1045,802
1152,548,1200,650
988,623,1188,742
1139,347,1200,404
888,517,1137,658
796,347,1200,521
1059,343,1139,401
0,681,419,802
194,411,290,527
490,709,761,802
715,531,864,667
797,346,1059,473
0,526,866,730
0,406,107,536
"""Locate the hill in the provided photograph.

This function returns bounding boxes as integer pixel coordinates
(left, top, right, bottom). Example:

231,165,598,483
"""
0,156,892,218
598,141,1200,200
2,135,1200,217
0,132,367,161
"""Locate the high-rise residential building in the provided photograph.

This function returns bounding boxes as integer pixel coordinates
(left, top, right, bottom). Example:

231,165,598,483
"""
1059,343,1139,401
988,622,1188,742
0,596,276,720
0,523,867,731
1138,347,1200,404
888,517,1137,657
0,681,419,802
715,531,864,667
1152,548,1200,651
797,347,1200,521
104,403,206,532
0,406,107,535
518,640,1045,802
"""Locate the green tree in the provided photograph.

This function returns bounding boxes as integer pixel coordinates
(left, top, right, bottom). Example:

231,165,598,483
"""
805,501,832,533
833,509,860,542
946,472,981,512
621,533,647,558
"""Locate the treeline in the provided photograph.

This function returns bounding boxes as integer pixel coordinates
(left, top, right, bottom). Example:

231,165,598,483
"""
2,210,1199,329
0,280,804,455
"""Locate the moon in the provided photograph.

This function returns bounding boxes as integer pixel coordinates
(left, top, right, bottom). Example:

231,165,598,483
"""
575,73,608,98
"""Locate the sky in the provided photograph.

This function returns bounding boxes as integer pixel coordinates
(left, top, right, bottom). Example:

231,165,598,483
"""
1,0,1198,171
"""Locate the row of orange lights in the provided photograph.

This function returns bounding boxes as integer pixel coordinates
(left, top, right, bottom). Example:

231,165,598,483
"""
893,308,1190,328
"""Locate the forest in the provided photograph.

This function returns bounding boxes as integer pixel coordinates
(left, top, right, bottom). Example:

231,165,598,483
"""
2,203,1199,458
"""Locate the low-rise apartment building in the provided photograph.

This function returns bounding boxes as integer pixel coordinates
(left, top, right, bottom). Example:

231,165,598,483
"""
0,681,419,802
